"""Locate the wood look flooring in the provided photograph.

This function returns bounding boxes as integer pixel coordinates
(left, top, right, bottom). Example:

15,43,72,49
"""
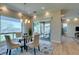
51,36,79,55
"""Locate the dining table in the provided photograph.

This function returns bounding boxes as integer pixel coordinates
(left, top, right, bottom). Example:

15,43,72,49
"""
18,35,29,52
14,35,33,52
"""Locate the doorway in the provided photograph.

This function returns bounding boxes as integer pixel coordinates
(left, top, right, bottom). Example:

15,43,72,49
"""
33,21,51,41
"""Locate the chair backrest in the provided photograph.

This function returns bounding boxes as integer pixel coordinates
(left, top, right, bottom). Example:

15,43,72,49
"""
33,34,39,47
16,32,22,38
5,35,11,43
5,35,12,48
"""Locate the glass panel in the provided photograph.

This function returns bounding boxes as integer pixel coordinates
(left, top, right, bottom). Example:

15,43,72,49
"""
1,16,21,33
40,23,44,38
33,21,40,33
45,23,50,39
0,34,13,42
63,23,68,32
40,22,50,41
45,23,50,34
0,15,1,42
62,23,68,35
33,21,51,41
0,15,21,42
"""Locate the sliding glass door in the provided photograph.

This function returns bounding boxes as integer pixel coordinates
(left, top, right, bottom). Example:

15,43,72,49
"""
40,22,50,41
33,20,51,41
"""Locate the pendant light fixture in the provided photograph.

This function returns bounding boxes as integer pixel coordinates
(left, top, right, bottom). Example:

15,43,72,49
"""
23,3,30,24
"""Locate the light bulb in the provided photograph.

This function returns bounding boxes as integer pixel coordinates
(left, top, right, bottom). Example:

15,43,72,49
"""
28,20,30,23
33,15,37,19
25,19,28,24
45,11,50,16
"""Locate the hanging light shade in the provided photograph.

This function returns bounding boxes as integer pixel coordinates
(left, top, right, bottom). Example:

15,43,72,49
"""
66,19,70,22
18,12,22,17
1,6,8,11
45,11,50,17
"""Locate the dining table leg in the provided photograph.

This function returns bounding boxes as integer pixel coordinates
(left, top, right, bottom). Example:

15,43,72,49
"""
24,39,28,52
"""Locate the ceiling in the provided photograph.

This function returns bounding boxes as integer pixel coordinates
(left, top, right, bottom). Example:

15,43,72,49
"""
2,3,79,19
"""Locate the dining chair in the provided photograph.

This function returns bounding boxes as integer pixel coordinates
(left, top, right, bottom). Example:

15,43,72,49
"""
16,32,22,38
26,33,40,55
5,35,22,55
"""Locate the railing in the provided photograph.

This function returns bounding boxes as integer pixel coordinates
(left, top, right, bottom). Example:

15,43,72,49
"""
0,32,21,42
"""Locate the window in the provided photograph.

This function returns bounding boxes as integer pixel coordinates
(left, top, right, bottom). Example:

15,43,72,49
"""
33,21,40,33
1,16,21,33
63,23,68,32
0,15,21,42
33,20,51,41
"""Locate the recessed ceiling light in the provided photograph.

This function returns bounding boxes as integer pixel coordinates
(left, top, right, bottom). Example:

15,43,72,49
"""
74,18,78,21
45,11,50,17
33,15,37,19
66,19,70,22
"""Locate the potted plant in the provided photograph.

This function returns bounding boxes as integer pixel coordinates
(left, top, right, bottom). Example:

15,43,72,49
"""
28,28,32,41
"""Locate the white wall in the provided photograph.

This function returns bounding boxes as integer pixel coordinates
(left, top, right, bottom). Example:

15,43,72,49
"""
67,20,79,37
51,10,61,43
